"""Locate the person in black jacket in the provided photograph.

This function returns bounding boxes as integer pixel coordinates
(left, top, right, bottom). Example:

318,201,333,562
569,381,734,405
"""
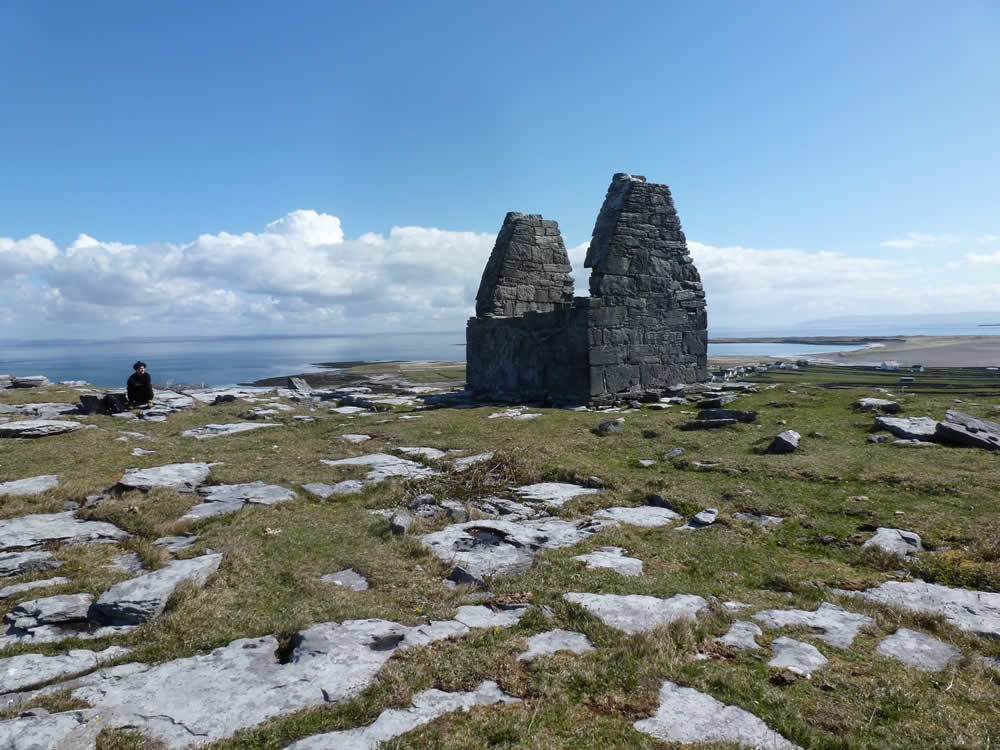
126,361,154,408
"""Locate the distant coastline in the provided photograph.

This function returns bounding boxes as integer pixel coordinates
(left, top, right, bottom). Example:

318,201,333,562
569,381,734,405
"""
708,336,905,345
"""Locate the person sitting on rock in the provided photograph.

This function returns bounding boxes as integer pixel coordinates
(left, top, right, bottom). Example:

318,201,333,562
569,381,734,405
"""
126,361,154,408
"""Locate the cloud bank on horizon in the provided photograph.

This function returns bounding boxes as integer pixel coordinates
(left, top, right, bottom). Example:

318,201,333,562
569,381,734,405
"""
3,209,999,339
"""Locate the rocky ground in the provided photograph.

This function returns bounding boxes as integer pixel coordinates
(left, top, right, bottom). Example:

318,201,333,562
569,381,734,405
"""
0,367,998,748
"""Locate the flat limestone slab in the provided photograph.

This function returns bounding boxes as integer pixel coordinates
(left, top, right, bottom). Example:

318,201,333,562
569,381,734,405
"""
321,569,369,591
0,709,103,749
0,420,82,438
634,680,801,749
873,415,939,441
0,577,70,599
182,422,280,440
754,603,875,648
321,453,439,481
282,681,519,750
0,551,62,578
518,629,595,661
714,621,763,650
0,475,59,496
64,617,498,749
592,506,680,527
116,463,212,493
513,482,601,507
183,386,275,403
769,636,827,676
0,646,131,694
563,593,708,635
858,580,1000,638
397,446,448,460
91,553,222,625
876,628,961,671
452,452,494,471
181,482,296,521
573,546,643,577
422,518,618,583
0,512,129,552
7,593,94,630
302,480,365,497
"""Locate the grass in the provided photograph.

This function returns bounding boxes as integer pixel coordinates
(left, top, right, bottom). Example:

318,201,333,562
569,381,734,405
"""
1,366,999,748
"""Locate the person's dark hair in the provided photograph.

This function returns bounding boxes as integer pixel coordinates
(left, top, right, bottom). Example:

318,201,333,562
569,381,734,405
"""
133,361,147,370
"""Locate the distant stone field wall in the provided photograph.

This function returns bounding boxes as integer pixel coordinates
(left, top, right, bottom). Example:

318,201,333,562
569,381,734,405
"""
467,173,707,402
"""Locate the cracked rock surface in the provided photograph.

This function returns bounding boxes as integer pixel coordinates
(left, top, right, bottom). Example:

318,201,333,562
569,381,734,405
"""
0,512,129,551
563,593,707,634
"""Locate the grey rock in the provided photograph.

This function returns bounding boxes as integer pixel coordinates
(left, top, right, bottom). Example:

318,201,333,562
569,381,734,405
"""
396,446,448,460
767,430,800,454
423,518,617,583
714,621,762,650
697,393,738,409
440,499,469,523
11,376,50,388
287,377,313,395
474,496,537,521
0,709,103,750
677,508,718,530
321,453,439,481
182,482,295,521
877,628,961,671
573,546,643,576
513,482,601,507
0,420,82,438
893,438,938,447
454,604,531,629
935,409,1000,451
769,636,828,676
637,459,657,467
389,511,413,536
597,418,624,435
0,646,131,694
182,422,280,440
341,433,371,444
732,512,784,526
184,386,275,403
107,553,144,574
321,569,369,591
563,592,708,634
518,629,595,661
302,480,365,497
0,475,59,496
862,527,923,557
451,452,494,471
0,662,150,710
697,408,758,422
0,577,70,599
0,551,62,578
282,681,519,750
680,418,738,430
857,580,1000,638
867,434,891,443
6,593,94,630
856,398,901,413
153,536,199,552
91,553,222,625
0,512,129,552
116,462,212,493
593,506,680,527
873,415,940,441
130,447,156,456
634,680,801,749
664,448,685,459
754,603,875,648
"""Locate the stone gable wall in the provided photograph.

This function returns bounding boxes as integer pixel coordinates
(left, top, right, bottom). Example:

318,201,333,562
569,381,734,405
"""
466,174,707,402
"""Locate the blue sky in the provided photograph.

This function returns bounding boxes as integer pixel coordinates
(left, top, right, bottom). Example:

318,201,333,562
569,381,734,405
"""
2,1,998,338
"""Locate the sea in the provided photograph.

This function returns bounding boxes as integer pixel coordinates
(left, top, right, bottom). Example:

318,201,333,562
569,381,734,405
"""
2,325,995,388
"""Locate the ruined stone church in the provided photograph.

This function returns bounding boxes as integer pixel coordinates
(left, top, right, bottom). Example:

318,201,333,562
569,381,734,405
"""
466,173,707,402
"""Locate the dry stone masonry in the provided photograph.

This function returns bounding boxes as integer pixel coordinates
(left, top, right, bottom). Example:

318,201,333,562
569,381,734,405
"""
467,173,707,403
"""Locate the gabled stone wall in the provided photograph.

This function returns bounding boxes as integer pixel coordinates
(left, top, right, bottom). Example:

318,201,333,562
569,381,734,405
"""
466,174,707,403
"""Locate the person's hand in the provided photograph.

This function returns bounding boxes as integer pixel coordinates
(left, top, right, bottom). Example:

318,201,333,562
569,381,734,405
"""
148,400,154,407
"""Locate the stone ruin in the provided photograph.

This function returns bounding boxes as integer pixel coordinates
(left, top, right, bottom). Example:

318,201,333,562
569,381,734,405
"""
466,173,707,403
